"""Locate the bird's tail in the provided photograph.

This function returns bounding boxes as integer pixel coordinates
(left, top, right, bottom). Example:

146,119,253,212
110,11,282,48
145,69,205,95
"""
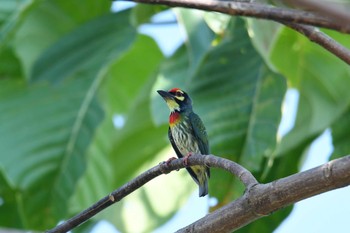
198,178,209,197
198,169,209,197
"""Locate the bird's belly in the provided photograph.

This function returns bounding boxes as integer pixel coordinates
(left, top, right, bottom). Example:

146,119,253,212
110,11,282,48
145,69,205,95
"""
172,123,200,156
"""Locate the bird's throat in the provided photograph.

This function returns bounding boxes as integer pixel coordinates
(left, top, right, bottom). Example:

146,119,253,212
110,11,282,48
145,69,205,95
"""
169,111,181,127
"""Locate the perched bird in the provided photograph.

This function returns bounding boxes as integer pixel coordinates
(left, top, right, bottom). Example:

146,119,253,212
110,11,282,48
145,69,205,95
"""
157,88,210,197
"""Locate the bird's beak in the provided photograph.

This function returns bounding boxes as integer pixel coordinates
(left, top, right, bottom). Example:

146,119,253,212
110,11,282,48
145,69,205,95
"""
157,90,174,101
157,90,180,111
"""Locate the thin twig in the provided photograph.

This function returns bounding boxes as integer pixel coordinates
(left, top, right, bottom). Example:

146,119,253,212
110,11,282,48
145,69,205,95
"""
176,155,350,233
46,154,257,233
122,0,350,33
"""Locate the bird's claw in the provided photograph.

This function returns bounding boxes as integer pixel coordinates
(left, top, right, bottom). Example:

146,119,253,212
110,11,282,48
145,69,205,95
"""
183,152,193,166
165,157,177,166
159,157,178,174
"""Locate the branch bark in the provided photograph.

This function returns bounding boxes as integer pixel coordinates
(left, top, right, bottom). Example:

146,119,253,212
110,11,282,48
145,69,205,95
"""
45,154,257,233
124,0,350,33
46,154,350,233
123,0,350,65
176,155,350,233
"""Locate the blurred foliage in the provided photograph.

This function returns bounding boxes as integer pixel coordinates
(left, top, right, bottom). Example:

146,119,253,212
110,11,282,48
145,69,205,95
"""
0,0,349,232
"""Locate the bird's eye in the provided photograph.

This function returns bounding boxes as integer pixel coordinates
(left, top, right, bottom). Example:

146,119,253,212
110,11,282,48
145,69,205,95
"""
175,91,183,97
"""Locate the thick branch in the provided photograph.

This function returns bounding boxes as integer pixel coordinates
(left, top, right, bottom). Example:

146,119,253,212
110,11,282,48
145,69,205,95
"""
176,155,350,233
123,0,350,65
46,154,257,233
124,0,350,33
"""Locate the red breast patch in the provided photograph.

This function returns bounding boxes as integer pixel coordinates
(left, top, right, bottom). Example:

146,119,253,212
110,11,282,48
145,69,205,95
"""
169,111,181,125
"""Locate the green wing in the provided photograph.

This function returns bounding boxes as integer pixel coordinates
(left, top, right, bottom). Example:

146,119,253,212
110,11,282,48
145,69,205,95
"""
189,112,210,155
189,112,210,178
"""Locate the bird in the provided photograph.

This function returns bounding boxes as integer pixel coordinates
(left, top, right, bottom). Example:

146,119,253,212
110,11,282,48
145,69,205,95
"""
157,88,210,197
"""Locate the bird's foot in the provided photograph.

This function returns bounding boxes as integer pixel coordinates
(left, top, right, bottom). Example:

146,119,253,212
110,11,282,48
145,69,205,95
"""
159,157,178,174
165,157,177,166
183,152,193,166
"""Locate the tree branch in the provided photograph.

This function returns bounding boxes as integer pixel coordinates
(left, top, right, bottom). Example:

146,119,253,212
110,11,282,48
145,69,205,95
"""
176,155,350,233
46,154,350,233
122,0,350,65
123,0,350,33
46,154,257,233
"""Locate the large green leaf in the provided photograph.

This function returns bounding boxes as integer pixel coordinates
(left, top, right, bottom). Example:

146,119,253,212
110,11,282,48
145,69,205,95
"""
0,78,103,229
0,46,23,79
0,8,136,230
13,0,111,78
131,4,167,26
174,8,215,76
246,18,281,69
31,11,135,83
330,107,350,159
0,0,43,50
271,27,350,156
68,34,165,228
0,169,23,228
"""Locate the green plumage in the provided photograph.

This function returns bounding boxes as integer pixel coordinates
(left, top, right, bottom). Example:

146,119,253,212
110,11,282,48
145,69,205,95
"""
158,88,210,197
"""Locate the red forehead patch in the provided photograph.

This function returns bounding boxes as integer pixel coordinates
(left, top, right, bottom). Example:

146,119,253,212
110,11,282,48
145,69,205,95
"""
168,88,181,93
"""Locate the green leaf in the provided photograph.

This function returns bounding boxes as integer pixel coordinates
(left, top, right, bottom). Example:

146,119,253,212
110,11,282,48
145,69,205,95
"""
0,0,43,51
331,107,350,159
69,33,178,232
131,4,167,26
12,0,111,78
174,8,215,76
246,19,281,69
203,12,231,36
0,78,103,229
31,10,136,83
101,34,164,114
69,34,164,217
0,46,23,79
0,168,23,228
271,27,350,156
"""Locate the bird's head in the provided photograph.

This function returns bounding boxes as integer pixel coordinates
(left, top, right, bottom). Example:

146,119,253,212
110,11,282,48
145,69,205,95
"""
157,88,193,112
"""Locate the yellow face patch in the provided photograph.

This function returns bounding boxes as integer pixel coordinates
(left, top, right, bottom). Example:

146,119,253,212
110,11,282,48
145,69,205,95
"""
166,99,180,111
173,89,185,101
175,95,184,101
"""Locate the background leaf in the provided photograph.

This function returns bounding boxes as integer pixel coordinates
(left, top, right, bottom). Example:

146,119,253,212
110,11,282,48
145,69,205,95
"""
271,27,350,156
0,78,103,229
13,0,111,78
31,10,136,83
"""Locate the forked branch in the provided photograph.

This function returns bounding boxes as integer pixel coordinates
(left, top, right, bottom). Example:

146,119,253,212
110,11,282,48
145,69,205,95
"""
121,0,350,64
124,0,350,33
176,155,350,232
46,154,350,233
